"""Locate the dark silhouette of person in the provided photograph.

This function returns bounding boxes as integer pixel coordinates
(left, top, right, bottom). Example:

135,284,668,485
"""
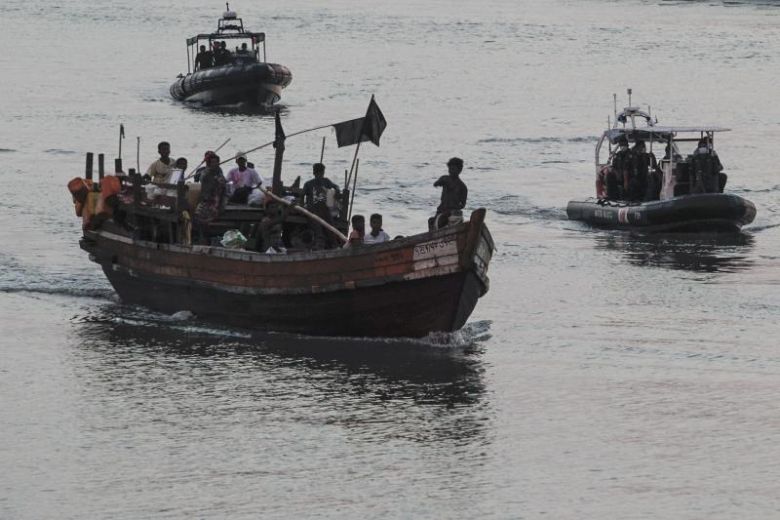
627,139,658,202
691,137,724,194
213,41,232,66
608,135,632,200
430,157,468,230
194,45,213,71
302,163,341,249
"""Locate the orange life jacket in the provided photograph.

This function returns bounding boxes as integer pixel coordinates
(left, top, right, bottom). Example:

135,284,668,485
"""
68,178,94,216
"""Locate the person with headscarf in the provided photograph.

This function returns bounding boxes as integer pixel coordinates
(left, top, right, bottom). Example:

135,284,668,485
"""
193,152,226,240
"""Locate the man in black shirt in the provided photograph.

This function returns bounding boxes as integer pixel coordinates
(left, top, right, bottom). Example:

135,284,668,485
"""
194,45,213,71
303,163,340,208
213,41,232,67
429,157,468,230
302,163,341,249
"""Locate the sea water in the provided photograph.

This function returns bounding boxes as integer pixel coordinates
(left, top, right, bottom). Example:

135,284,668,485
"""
2,0,780,518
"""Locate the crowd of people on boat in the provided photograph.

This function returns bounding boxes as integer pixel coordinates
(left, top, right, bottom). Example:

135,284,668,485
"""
194,41,255,70
598,135,725,202
138,143,466,251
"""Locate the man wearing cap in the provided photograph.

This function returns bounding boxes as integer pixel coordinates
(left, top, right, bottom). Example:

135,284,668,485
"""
430,157,468,230
226,153,263,203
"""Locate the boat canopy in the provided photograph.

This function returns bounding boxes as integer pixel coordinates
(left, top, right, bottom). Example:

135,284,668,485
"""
604,126,731,144
187,32,265,46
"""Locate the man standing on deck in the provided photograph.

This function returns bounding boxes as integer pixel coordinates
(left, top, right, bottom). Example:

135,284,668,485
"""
303,163,341,249
194,45,214,71
691,137,724,194
213,41,232,66
145,141,176,184
429,157,468,230
608,135,631,200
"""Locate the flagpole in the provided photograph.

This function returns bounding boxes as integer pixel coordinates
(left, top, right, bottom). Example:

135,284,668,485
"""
345,94,376,191
118,124,123,160
271,109,285,195
116,124,125,174
345,140,361,190
348,158,359,222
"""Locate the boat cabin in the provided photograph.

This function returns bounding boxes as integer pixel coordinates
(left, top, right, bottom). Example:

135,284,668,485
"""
185,6,267,73
595,104,729,201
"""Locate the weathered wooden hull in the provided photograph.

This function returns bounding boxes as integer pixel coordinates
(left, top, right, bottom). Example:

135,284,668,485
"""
80,209,494,338
566,194,756,233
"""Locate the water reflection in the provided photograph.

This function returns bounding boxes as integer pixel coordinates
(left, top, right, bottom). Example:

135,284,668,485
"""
68,305,490,444
593,231,755,273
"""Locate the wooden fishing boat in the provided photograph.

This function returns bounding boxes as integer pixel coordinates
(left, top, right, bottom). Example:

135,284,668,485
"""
170,6,292,106
567,90,756,232
69,108,493,338
79,208,492,338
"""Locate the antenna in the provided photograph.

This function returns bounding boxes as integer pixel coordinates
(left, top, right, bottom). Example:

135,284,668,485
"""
226,2,230,11
627,88,633,107
613,93,617,121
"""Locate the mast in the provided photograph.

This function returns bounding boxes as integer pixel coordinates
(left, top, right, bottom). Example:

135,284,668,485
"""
271,109,285,195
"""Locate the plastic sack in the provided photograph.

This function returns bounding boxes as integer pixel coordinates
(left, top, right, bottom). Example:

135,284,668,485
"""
247,188,266,207
220,229,247,249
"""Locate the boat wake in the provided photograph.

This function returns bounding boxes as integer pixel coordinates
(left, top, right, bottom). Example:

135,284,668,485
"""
485,194,567,220
0,253,115,300
0,285,116,300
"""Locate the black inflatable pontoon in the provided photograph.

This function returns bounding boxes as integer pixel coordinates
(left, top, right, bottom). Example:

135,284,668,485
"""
170,61,292,106
567,194,756,233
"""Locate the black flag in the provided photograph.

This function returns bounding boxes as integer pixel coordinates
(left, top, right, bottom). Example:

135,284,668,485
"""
333,96,387,148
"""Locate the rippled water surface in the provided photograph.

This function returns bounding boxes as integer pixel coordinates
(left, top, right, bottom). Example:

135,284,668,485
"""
2,0,780,518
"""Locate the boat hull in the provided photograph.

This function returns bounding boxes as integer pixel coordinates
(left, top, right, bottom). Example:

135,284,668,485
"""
566,193,756,232
80,210,493,338
99,266,483,338
170,62,292,106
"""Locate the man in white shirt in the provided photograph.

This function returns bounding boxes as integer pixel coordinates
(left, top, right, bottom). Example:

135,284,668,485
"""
226,153,263,203
146,141,176,184
363,213,390,245
168,157,188,184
